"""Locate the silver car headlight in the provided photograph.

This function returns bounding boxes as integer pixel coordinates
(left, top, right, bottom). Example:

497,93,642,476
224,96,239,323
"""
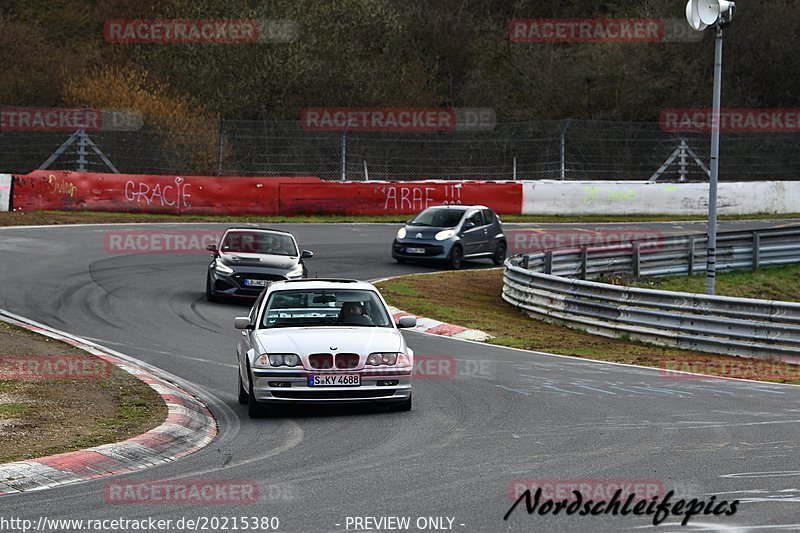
214,258,234,274
263,353,301,367
396,227,406,239
286,264,303,279
366,352,409,367
435,229,456,241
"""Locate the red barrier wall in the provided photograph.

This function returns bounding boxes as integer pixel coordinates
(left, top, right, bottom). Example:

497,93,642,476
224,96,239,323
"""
11,171,523,215
279,181,522,215
12,171,321,215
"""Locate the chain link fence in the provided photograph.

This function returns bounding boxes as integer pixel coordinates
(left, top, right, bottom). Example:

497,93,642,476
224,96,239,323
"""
2,117,799,181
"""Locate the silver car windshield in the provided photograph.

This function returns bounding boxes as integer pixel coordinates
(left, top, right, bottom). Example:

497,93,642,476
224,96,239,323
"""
260,289,393,328
221,231,298,256
408,207,466,228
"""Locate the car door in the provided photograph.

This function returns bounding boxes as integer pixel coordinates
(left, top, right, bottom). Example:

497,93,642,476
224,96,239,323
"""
481,208,502,252
459,209,488,256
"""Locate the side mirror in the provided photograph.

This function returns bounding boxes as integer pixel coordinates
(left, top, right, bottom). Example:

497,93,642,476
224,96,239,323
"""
206,244,218,254
301,250,314,259
463,221,475,230
397,316,417,329
234,317,253,330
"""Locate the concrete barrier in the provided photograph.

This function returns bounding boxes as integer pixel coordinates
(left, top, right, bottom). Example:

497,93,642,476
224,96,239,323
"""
521,180,800,215
7,171,800,216
0,174,10,212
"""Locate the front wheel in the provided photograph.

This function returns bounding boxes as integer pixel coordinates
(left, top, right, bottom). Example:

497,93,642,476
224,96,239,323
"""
206,275,219,302
492,241,507,266
237,369,248,404
246,368,270,418
391,393,412,412
448,246,463,270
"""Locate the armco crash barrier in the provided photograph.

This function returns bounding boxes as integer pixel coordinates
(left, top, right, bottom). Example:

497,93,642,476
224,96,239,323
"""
10,171,523,216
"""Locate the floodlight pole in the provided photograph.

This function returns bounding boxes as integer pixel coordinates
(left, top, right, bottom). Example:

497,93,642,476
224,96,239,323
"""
705,25,723,295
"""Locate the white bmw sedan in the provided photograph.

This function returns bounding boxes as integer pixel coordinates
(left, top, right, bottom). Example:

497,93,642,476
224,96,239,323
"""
235,279,416,417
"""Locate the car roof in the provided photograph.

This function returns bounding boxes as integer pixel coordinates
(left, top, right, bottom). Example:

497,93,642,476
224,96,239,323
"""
267,279,377,292
223,227,293,236
425,204,488,210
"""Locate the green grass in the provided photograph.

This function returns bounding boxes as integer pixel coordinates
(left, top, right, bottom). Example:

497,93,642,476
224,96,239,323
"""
0,403,28,417
633,264,800,302
376,269,800,385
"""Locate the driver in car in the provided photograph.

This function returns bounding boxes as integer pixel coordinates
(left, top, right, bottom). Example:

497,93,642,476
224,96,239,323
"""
339,302,373,325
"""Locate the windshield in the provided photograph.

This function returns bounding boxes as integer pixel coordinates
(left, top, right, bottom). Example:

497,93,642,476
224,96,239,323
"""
408,207,466,228
220,231,298,256
260,289,393,328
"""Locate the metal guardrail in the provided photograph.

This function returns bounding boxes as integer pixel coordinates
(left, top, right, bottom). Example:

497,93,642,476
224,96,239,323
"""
503,225,800,360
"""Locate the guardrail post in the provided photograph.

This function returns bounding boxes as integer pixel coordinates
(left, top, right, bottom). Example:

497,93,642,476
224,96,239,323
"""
632,241,641,278
687,236,695,276
521,255,529,269
544,251,553,274
752,231,760,270
580,246,588,280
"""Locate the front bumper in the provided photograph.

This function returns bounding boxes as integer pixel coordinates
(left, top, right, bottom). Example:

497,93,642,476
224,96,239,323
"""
250,368,412,404
392,239,451,261
210,270,289,299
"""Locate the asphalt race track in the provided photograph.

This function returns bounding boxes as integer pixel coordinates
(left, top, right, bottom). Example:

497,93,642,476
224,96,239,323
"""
1,220,799,532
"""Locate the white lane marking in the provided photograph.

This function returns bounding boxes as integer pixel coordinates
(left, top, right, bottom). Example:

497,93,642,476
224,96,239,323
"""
672,420,800,430
400,328,800,392
542,383,583,395
496,385,531,396
78,336,238,369
721,471,800,479
572,383,617,395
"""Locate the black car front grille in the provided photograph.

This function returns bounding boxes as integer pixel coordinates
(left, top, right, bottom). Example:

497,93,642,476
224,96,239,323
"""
308,353,334,369
335,353,360,369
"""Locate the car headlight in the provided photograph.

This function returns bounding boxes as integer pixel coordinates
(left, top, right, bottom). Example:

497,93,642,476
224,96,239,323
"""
435,230,456,241
287,265,303,278
214,258,234,274
260,353,301,367
367,352,409,367
396,227,406,239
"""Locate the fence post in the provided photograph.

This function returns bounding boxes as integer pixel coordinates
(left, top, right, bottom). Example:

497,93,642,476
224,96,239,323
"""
580,246,588,280
687,236,695,276
216,118,225,176
340,130,347,181
544,250,553,274
76,105,89,172
752,231,760,270
632,241,641,278
679,138,687,182
560,119,571,180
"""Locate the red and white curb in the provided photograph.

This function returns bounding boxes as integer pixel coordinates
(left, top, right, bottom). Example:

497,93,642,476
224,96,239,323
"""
0,309,217,494
388,306,492,342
